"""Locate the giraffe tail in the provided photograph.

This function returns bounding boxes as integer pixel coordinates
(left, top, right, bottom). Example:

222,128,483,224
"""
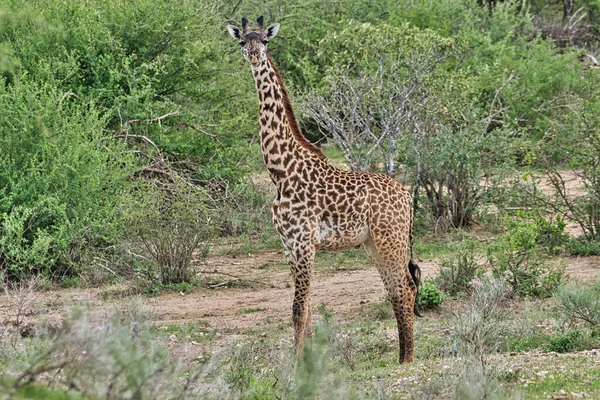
408,194,421,317
409,259,422,317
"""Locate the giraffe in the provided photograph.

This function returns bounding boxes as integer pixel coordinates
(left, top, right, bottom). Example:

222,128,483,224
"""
227,16,421,363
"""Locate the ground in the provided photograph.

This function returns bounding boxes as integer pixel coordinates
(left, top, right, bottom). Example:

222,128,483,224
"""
3,250,598,335
2,170,600,398
2,245,600,399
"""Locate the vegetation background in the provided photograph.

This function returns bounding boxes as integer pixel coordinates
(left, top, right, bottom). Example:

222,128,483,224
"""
1,0,600,398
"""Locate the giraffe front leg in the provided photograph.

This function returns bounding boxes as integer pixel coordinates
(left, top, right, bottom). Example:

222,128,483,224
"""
283,240,315,356
292,277,311,354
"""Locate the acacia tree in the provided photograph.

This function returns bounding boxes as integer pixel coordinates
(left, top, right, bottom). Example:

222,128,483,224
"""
305,58,441,178
304,21,516,229
303,22,452,178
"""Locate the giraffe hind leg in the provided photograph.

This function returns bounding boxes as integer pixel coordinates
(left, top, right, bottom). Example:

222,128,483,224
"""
363,236,417,363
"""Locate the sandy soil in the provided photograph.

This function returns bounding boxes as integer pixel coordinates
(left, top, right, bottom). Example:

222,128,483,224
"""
147,252,438,330
1,169,598,341
2,250,598,337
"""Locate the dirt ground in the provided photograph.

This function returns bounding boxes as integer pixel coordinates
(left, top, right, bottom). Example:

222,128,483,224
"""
145,252,600,331
2,250,599,336
1,170,598,346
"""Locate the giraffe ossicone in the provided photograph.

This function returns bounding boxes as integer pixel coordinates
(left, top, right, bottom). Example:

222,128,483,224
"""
227,16,421,364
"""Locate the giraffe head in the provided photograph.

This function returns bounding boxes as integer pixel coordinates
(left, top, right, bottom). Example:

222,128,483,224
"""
227,16,280,66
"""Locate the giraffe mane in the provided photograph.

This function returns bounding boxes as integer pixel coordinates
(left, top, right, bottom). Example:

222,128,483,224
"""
267,56,327,161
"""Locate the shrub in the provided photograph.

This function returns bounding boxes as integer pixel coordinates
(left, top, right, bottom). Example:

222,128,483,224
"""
526,212,569,254
554,280,600,328
124,177,214,285
0,80,133,280
417,280,446,310
448,277,513,400
225,344,256,391
0,1,260,281
450,277,511,356
546,330,581,353
566,236,600,256
545,328,600,353
1,301,209,400
211,180,273,238
435,238,483,296
533,82,600,240
487,215,565,298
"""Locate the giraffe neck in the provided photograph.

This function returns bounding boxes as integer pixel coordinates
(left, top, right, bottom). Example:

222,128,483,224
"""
251,56,326,185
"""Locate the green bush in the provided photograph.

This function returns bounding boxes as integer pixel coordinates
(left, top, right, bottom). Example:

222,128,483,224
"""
487,214,565,298
124,178,214,285
547,330,581,353
566,236,600,256
531,213,569,254
225,346,256,391
554,280,600,328
545,329,600,353
0,80,133,280
417,280,446,310
435,238,483,296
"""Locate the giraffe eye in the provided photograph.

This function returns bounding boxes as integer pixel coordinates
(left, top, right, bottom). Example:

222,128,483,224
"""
262,40,268,45
239,41,246,46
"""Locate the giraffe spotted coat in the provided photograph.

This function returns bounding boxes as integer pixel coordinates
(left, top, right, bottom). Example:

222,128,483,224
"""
227,16,420,364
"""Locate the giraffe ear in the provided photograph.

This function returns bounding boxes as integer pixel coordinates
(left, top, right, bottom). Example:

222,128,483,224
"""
227,25,243,40
265,23,280,40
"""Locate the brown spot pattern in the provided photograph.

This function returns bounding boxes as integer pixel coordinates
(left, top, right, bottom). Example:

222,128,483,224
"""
233,20,418,364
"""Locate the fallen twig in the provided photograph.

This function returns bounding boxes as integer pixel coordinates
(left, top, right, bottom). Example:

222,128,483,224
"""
197,269,263,286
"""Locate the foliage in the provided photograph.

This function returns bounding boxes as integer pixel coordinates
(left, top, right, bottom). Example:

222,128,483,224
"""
417,279,446,310
450,277,511,355
0,0,599,283
0,0,258,166
435,237,484,296
0,80,133,280
448,277,513,399
417,126,512,230
1,303,202,399
554,280,600,327
124,178,214,285
305,21,455,177
0,0,261,281
210,180,273,238
505,211,569,254
535,82,600,240
546,328,600,353
503,333,548,353
225,345,257,391
5,292,600,398
487,214,566,297
228,0,401,90
566,235,600,256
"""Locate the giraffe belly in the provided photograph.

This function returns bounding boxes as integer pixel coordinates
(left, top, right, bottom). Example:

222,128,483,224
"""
315,217,370,251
